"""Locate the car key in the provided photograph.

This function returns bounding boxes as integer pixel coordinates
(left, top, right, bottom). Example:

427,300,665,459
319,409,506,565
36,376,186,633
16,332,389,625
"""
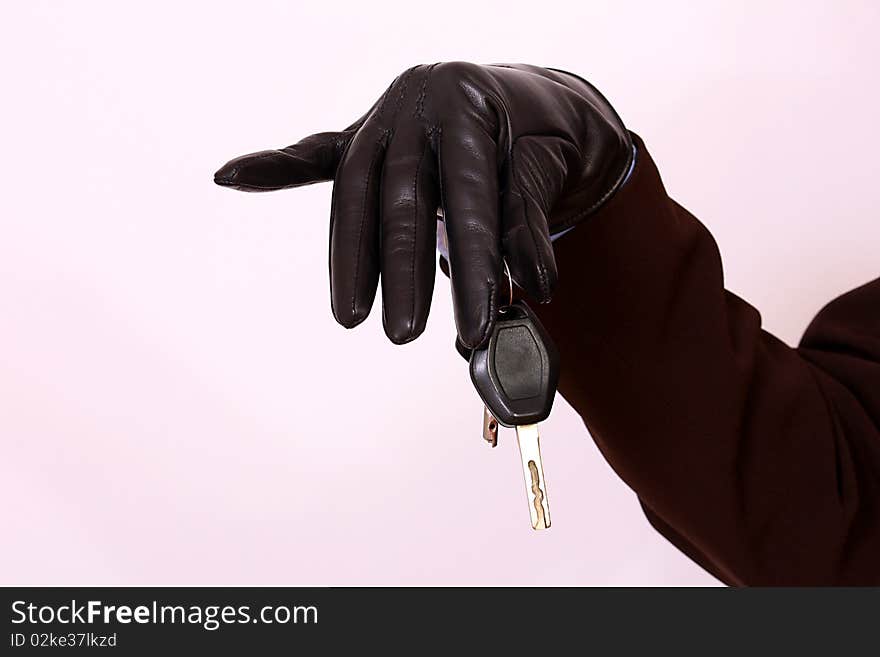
468,300,560,530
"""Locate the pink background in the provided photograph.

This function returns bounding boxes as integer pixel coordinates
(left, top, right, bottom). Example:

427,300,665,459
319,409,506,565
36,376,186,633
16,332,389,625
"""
2,1,878,585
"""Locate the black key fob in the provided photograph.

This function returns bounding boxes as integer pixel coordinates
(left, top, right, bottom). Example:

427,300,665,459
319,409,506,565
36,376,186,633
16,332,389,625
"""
468,301,560,428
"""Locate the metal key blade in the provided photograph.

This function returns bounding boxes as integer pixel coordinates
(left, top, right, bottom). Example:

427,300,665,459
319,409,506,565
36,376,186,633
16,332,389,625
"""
482,406,498,447
515,423,551,530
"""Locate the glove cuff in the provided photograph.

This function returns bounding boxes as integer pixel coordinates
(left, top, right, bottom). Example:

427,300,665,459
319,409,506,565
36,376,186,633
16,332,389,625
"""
550,138,638,240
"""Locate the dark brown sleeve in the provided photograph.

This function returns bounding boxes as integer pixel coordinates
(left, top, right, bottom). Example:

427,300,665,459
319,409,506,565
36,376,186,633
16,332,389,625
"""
532,134,880,585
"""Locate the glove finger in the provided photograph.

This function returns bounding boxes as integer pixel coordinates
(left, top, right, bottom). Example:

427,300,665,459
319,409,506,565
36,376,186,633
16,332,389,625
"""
329,126,388,328
214,131,349,192
379,126,440,344
438,123,502,350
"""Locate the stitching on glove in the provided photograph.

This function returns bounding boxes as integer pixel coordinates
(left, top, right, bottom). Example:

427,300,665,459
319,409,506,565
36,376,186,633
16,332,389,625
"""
475,283,498,349
387,66,417,127
413,63,437,119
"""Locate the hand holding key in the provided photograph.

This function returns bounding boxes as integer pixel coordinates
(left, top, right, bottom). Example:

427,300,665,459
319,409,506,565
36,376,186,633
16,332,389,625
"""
214,62,632,349
215,63,631,530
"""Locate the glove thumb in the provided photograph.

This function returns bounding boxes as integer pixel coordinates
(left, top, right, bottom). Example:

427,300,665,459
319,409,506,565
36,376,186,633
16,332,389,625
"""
214,131,350,192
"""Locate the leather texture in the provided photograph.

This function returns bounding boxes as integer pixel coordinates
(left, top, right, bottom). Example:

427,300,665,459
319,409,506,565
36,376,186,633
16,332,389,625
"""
214,62,633,348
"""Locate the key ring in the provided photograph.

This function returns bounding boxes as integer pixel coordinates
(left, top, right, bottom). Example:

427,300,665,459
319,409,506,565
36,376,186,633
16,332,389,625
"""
500,259,514,311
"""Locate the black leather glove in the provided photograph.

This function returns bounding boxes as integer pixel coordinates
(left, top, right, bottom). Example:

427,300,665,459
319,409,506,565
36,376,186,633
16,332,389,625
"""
214,62,633,348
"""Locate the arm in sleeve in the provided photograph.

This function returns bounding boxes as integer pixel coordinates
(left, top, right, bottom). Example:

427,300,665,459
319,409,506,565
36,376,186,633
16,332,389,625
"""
532,134,880,585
